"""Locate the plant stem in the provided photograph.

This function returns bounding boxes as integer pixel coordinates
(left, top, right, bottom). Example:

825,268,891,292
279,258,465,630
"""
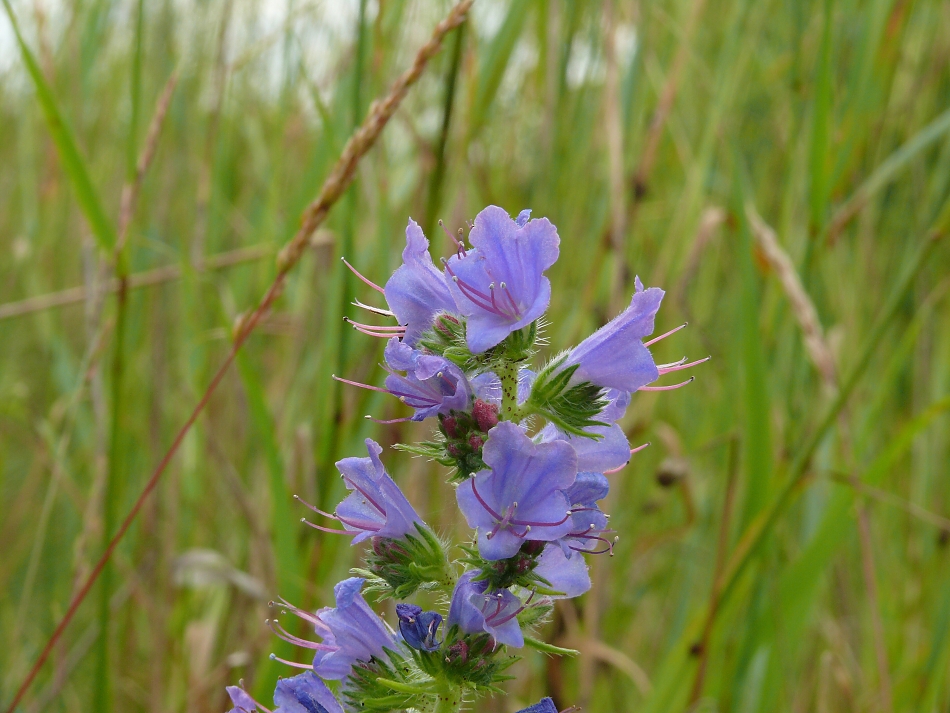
433,685,463,713
498,360,520,421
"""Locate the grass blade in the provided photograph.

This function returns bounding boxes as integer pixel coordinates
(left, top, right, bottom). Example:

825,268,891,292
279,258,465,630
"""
1,0,117,252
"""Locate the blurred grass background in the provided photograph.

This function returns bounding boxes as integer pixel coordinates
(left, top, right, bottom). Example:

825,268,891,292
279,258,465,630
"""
1,0,950,711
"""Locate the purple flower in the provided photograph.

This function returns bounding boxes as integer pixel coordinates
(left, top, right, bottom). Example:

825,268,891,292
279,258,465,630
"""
325,439,422,544
456,421,576,560
396,603,443,652
516,698,559,713
447,570,525,648
537,422,631,474
273,672,344,713
383,219,458,345
444,206,560,353
383,338,472,421
600,388,631,423
310,578,399,680
559,471,615,556
533,543,591,598
562,277,664,392
226,685,263,713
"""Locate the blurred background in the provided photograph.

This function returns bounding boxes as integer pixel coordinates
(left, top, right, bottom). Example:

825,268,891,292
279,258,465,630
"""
1,0,949,711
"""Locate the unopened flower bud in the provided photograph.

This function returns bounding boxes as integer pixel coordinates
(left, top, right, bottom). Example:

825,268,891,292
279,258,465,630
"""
447,640,469,664
472,399,499,432
468,434,484,450
442,415,459,438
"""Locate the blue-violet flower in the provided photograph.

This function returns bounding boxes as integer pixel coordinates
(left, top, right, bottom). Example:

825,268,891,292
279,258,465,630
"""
383,338,472,421
445,206,559,353
448,570,525,648
395,603,443,652
516,697,559,713
320,439,422,544
456,421,576,560
274,671,344,713
383,219,458,345
562,277,663,392
310,577,399,680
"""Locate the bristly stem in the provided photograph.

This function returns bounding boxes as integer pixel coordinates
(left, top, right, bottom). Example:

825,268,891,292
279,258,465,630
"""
498,360,521,421
432,683,464,713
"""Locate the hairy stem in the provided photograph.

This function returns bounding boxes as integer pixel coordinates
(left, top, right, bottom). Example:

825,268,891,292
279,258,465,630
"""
498,360,520,421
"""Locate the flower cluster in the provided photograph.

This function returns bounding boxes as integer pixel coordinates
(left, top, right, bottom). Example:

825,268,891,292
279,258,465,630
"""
225,206,704,712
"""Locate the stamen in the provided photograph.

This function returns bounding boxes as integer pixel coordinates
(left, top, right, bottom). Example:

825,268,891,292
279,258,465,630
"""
266,619,336,650
630,441,651,455
301,518,352,536
638,376,695,392
293,495,338,521
442,259,509,316
489,605,526,627
269,653,313,670
643,322,687,347
334,512,382,531
365,415,414,424
273,597,319,626
658,356,710,374
352,299,394,317
500,282,520,317
332,374,390,394
657,356,688,369
470,478,502,520
350,326,404,339
344,318,406,332
439,219,466,256
341,476,388,515
341,257,385,293
488,283,517,320
605,442,650,474
509,511,572,528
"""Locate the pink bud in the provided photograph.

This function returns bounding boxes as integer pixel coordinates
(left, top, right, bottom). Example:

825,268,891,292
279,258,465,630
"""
473,399,499,432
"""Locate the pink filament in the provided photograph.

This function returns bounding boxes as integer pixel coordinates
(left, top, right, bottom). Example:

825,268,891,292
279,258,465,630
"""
658,356,710,374
332,374,390,394
439,219,466,256
344,318,406,332
352,298,394,317
644,322,688,347
365,415,414,424
638,376,695,392
301,519,352,536
341,257,385,293
269,653,314,670
267,619,335,651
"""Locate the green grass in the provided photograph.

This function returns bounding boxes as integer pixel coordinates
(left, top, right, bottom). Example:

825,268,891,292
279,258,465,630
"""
2,1,950,712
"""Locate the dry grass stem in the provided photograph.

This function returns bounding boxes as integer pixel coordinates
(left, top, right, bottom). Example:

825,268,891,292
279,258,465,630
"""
746,202,837,389
0,244,272,321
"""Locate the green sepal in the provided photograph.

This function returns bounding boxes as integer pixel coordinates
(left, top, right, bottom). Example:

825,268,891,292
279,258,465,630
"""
343,648,436,713
524,352,609,437
523,635,580,657
416,316,538,375
355,523,455,600
460,541,566,594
